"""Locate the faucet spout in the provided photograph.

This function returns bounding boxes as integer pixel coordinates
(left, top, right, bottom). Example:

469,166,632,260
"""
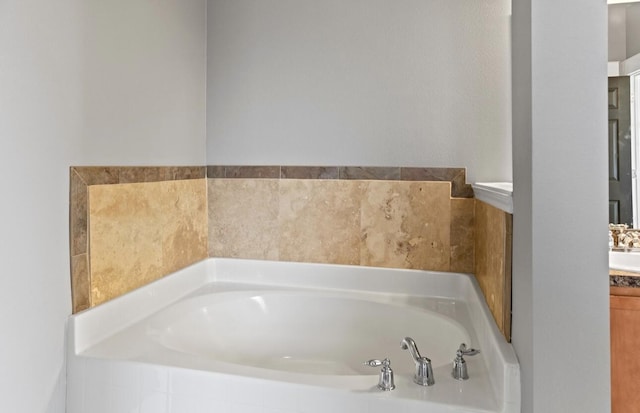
401,337,435,386
401,337,422,362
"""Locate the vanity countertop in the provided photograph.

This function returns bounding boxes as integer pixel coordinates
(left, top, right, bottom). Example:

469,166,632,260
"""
610,269,640,289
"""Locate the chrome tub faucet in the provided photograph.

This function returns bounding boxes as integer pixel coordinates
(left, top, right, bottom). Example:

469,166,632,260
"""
401,337,435,386
452,343,479,380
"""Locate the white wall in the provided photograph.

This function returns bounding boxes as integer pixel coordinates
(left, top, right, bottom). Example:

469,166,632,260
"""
627,4,640,58
81,0,207,165
608,3,640,62
512,1,610,412
609,4,627,61
206,0,512,183
0,1,206,412
0,2,84,411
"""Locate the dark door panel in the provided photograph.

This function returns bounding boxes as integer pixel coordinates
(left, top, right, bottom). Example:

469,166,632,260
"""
609,76,632,225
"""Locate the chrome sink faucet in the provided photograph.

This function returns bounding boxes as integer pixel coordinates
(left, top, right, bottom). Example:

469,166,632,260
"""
401,337,435,386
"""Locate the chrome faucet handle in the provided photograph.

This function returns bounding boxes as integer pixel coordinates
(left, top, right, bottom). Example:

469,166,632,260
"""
452,343,480,380
401,337,435,386
363,358,395,391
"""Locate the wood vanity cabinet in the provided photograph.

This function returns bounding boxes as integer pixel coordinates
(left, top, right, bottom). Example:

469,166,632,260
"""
610,288,640,412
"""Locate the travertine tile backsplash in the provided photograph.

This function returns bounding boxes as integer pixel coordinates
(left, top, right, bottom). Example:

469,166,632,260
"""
70,166,478,313
280,179,363,265
208,179,281,260
208,179,467,270
70,166,206,312
89,180,208,306
474,200,513,341
361,181,452,270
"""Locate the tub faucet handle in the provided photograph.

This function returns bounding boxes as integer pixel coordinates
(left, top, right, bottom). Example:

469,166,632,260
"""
363,358,395,391
452,343,480,380
401,337,435,386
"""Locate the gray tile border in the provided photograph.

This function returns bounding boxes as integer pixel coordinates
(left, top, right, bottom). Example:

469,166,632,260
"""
280,166,340,180
339,166,401,180
224,166,281,179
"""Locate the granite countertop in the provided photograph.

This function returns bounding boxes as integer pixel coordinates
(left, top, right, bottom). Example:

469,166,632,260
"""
610,269,640,288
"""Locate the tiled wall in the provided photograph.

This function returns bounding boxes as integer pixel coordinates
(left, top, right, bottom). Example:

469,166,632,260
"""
474,200,513,341
208,179,474,272
70,167,207,312
206,166,475,273
89,180,208,306
69,166,479,313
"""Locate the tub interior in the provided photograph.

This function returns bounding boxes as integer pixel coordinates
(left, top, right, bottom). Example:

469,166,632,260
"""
84,281,474,379
148,288,471,376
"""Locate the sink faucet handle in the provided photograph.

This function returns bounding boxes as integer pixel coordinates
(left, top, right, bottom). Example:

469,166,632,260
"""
363,358,395,391
452,343,480,380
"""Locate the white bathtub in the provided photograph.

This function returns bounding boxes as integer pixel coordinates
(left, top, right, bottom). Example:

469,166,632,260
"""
67,259,520,413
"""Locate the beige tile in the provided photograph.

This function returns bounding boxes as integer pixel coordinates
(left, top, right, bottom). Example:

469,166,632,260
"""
279,180,363,265
88,179,207,306
208,179,280,260
89,183,163,305
360,181,451,271
160,180,208,274
474,200,510,338
450,198,475,273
